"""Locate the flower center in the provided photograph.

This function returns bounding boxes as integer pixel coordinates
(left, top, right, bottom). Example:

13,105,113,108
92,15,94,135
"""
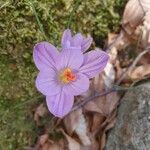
60,68,76,84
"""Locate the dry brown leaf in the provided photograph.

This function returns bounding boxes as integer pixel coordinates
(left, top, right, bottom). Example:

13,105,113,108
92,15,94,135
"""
100,132,106,150
107,33,118,62
103,62,116,89
64,108,91,146
63,109,82,135
41,139,65,150
104,92,120,115
115,59,124,81
140,53,150,65
80,138,99,150
107,33,118,45
74,113,91,146
35,134,60,150
122,0,145,34
140,12,150,47
128,65,150,79
84,66,120,115
84,101,103,114
34,103,47,124
93,74,105,92
122,0,150,47
91,114,106,132
39,134,49,146
61,129,81,150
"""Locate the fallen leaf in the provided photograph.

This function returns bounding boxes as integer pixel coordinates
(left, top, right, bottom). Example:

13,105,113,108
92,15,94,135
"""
39,134,49,146
80,138,99,150
122,0,150,47
74,113,91,146
100,132,106,150
115,59,124,81
91,113,106,132
84,101,103,114
141,11,150,47
129,65,150,79
139,53,150,65
60,129,81,150
104,92,120,115
103,62,116,88
63,109,82,135
122,0,145,35
34,103,47,125
41,139,65,150
93,74,105,92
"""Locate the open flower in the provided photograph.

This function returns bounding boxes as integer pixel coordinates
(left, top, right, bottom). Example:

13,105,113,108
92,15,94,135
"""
33,29,109,118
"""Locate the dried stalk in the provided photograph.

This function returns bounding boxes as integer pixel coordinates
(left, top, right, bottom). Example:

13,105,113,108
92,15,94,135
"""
71,89,114,113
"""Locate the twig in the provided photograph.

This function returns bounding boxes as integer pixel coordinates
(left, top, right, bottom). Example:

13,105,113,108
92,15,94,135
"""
70,89,114,113
70,84,135,114
116,48,150,85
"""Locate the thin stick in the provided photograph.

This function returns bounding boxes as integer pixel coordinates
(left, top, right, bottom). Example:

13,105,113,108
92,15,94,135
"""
71,89,114,113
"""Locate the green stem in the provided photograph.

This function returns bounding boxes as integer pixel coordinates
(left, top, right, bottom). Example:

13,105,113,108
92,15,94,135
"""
67,0,81,28
28,1,49,41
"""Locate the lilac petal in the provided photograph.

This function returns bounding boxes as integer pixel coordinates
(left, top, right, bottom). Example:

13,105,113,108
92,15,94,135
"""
81,37,93,52
35,69,61,96
33,42,59,71
61,29,72,49
63,73,89,96
46,90,74,118
56,47,83,70
79,50,109,78
72,33,83,47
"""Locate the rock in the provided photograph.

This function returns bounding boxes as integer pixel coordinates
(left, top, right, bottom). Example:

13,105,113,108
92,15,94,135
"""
105,83,150,150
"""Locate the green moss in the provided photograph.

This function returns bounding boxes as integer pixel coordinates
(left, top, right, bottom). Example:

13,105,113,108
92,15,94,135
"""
0,0,127,149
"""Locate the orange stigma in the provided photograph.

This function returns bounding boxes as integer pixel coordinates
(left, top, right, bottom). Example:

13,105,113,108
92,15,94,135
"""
60,68,76,84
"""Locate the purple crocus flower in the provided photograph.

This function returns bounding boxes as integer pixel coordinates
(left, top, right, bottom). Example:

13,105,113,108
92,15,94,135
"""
33,29,109,118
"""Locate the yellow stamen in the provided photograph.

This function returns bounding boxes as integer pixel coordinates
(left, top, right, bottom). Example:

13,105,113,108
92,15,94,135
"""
60,68,76,84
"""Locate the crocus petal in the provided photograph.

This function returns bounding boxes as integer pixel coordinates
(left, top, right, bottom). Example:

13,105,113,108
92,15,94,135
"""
81,37,93,52
72,33,83,47
63,73,90,96
61,29,72,49
56,47,83,70
33,41,59,71
35,69,61,96
46,90,74,118
79,50,109,78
